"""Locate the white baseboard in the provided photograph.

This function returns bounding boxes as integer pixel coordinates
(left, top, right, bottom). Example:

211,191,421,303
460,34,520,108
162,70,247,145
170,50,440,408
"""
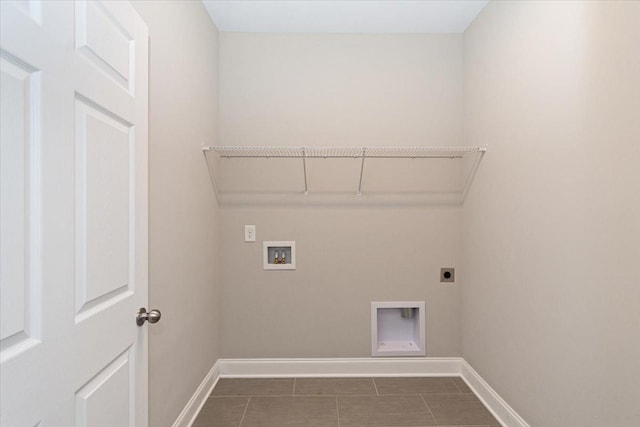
177,357,528,427
460,360,530,427
172,361,221,427
218,357,461,378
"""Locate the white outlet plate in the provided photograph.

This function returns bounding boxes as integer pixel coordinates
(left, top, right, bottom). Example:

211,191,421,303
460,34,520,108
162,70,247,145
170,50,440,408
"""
244,225,256,242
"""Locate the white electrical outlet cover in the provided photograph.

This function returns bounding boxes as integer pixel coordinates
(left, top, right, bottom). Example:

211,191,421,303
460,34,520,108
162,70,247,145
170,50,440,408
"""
244,225,256,242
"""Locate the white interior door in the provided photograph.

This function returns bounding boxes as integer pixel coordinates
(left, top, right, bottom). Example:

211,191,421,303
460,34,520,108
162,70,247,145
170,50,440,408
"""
1,1,149,425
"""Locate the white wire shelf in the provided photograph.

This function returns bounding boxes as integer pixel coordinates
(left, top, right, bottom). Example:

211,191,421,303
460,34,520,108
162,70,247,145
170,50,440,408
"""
202,145,487,203
202,146,485,159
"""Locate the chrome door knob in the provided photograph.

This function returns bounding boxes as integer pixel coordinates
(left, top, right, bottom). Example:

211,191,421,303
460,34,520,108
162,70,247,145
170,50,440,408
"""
136,308,162,326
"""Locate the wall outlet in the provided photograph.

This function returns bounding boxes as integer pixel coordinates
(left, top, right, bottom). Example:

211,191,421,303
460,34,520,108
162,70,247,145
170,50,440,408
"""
440,268,455,283
244,225,256,242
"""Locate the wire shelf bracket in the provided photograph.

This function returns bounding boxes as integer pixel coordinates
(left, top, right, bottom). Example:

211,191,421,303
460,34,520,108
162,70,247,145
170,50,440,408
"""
202,145,487,203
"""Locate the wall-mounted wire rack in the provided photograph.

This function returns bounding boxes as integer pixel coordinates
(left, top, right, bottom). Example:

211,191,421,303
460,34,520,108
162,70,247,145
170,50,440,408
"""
202,145,487,204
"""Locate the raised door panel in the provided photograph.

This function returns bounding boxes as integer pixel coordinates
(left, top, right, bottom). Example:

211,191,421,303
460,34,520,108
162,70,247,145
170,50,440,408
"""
0,52,41,361
75,0,134,93
75,348,133,427
75,96,134,322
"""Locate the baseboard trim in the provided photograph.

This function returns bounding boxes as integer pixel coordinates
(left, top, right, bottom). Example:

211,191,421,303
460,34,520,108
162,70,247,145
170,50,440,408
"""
219,357,461,378
172,360,221,427
177,357,529,427
460,360,530,427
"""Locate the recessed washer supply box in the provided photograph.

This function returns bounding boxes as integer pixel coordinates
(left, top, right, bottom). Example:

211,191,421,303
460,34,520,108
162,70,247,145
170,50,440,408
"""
371,301,426,357
263,241,296,270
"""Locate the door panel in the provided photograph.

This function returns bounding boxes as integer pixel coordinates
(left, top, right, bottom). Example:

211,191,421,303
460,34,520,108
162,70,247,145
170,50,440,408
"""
75,96,134,321
75,347,133,427
0,51,41,362
75,0,135,93
0,1,149,425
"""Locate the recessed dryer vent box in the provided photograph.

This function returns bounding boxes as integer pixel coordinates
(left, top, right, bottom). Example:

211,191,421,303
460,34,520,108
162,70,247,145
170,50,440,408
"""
263,241,296,270
371,301,425,357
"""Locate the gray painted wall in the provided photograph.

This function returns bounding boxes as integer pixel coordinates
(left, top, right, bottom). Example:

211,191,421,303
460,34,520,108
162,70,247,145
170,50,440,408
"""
130,2,640,425
220,207,461,357
131,2,221,426
218,34,464,358
462,1,640,426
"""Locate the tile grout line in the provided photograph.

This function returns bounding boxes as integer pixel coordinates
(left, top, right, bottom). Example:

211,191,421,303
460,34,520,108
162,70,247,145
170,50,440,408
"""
335,396,341,427
451,377,463,393
213,392,464,398
418,394,438,425
292,377,296,396
372,378,380,396
215,393,444,398
277,393,377,397
237,397,251,427
216,394,430,399
419,393,439,426
213,394,303,398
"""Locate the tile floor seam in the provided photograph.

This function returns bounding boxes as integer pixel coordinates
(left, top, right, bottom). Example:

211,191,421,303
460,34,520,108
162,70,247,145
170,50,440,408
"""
372,377,380,396
240,393,432,398
376,392,459,397
237,397,250,427
212,394,296,398
282,394,377,397
335,396,341,427
451,377,463,393
249,395,343,398
292,377,296,395
419,393,439,426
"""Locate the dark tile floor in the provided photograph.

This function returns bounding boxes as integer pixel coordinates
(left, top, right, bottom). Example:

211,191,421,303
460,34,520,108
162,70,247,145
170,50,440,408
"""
193,377,501,427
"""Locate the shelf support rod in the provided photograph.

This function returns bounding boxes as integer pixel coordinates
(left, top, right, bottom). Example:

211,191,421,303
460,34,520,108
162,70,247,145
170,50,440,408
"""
302,147,308,195
460,145,487,203
357,147,366,196
202,146,220,201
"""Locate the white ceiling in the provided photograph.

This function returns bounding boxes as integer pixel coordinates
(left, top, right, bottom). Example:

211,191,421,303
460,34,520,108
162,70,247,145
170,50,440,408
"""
203,1,488,34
